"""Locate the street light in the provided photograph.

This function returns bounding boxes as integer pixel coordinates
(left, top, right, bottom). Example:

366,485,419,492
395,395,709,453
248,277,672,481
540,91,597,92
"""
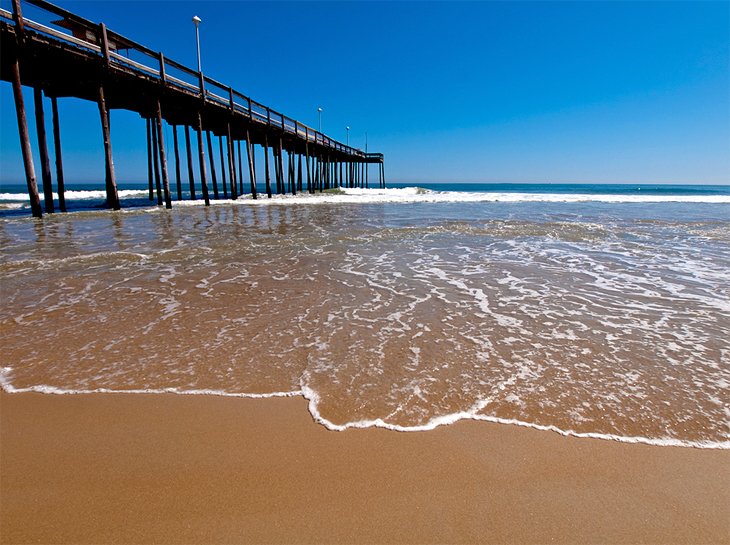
346,126,350,146
317,107,323,133
192,15,202,73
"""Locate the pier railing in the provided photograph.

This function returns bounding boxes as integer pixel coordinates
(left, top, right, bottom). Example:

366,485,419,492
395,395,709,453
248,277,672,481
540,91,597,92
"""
1,0,368,158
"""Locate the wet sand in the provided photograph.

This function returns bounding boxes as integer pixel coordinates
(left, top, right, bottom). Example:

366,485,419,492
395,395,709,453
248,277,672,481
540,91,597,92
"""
1,391,728,545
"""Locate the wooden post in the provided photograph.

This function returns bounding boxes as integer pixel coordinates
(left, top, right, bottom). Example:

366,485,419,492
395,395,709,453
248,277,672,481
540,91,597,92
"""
277,139,285,196
289,151,296,195
50,96,66,212
97,83,120,210
245,130,257,199
219,136,228,199
146,119,154,200
206,131,218,199
10,55,41,217
172,125,182,200
381,162,386,188
33,87,54,213
272,144,281,195
195,112,210,206
297,153,303,193
150,111,162,205
305,143,312,194
315,156,321,192
11,0,25,43
226,123,237,200
237,140,244,196
365,161,369,189
99,23,111,69
155,100,172,209
264,135,272,198
185,125,196,200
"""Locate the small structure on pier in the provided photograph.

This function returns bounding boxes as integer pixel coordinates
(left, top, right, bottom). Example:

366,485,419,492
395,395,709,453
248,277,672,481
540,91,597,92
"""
0,0,386,217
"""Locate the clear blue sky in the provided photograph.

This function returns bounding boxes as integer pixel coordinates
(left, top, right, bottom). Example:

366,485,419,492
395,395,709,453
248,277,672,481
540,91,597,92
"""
1,0,728,185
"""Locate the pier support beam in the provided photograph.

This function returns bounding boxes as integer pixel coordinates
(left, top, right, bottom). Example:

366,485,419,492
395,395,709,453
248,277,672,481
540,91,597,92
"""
305,145,312,194
185,125,196,200
172,125,182,200
146,119,154,200
237,140,244,197
245,130,257,199
218,136,228,199
10,56,41,217
297,153,303,193
33,87,54,213
150,112,162,205
206,131,218,199
195,112,210,206
264,137,272,198
50,96,66,212
277,139,286,197
97,83,120,210
226,123,237,200
155,100,172,209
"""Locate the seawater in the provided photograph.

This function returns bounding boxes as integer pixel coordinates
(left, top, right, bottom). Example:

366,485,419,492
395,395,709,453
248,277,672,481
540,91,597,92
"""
1,183,728,449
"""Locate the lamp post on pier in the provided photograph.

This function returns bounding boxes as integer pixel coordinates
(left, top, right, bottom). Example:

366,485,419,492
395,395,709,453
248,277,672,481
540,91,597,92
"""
346,126,350,147
192,15,202,72
317,107,323,133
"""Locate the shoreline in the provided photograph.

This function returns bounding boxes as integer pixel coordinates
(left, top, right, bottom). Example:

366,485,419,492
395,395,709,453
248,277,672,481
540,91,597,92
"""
2,391,728,544
3,380,726,449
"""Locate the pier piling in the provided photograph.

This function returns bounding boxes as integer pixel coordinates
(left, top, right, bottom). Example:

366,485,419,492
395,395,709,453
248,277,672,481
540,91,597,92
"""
172,125,182,200
195,112,210,206
97,83,120,210
184,125,196,200
206,131,219,200
155,100,172,209
146,119,154,200
245,131,257,199
33,87,54,213
150,110,162,206
10,53,41,218
218,136,228,199
50,96,66,212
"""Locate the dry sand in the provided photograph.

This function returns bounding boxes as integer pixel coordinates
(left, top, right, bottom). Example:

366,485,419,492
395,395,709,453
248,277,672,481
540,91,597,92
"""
1,391,728,544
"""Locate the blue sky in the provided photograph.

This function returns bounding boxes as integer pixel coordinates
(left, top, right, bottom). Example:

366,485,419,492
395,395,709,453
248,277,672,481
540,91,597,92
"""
1,0,728,185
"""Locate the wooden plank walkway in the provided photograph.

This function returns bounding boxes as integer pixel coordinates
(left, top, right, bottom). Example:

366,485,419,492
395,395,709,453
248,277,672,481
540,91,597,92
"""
0,0,386,217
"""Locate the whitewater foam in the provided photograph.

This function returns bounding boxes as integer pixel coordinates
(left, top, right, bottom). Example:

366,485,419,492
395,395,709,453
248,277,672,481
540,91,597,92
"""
1,367,727,450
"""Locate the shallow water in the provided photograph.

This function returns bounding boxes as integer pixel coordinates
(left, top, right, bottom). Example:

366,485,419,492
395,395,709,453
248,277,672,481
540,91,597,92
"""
1,187,729,448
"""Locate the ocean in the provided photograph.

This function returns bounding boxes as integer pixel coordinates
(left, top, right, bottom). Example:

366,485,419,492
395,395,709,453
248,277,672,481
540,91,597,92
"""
1,182,728,449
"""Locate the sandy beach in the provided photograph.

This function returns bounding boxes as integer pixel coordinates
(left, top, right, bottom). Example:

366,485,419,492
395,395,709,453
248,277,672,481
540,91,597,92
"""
1,391,728,544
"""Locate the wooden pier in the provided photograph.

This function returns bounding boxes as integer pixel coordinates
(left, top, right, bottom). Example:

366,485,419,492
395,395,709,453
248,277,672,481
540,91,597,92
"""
0,0,386,218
